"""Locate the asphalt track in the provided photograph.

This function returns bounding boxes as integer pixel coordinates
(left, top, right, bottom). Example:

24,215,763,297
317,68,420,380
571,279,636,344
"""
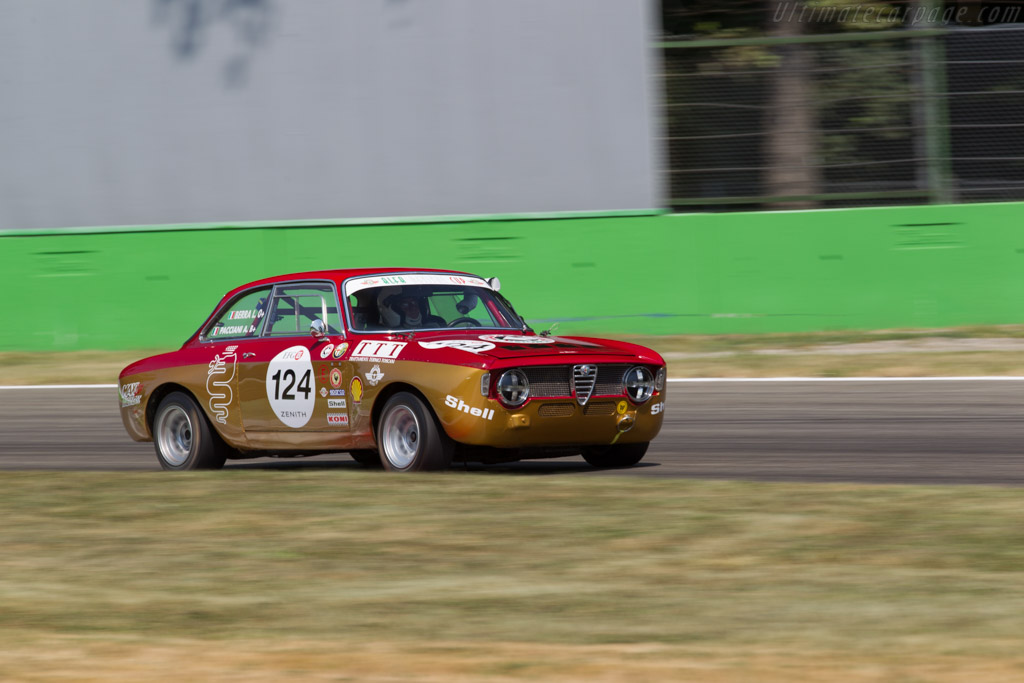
2,381,1023,484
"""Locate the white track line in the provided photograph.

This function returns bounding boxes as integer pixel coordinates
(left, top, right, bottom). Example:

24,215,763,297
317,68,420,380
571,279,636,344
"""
0,384,118,390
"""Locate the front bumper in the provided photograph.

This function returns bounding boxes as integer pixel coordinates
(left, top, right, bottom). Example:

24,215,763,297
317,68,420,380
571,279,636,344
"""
437,393,665,448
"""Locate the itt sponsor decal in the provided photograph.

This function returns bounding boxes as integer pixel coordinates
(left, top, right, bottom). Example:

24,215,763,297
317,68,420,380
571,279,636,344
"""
351,340,406,363
444,395,494,421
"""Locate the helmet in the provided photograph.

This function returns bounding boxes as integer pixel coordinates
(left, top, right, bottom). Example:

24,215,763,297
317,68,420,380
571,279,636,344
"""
378,287,424,328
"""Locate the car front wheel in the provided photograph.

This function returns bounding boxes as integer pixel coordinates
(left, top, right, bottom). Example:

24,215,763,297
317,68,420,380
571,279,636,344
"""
581,442,649,468
377,392,453,472
153,391,227,471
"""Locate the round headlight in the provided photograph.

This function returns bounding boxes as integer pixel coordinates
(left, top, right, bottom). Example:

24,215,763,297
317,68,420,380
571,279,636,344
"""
497,369,530,407
624,366,655,404
655,367,666,392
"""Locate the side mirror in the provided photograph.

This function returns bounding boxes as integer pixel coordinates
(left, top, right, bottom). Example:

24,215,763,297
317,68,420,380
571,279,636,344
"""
487,277,501,292
310,319,327,340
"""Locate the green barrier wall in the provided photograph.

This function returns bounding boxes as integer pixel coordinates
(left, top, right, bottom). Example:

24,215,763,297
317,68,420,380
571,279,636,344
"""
2,202,1023,351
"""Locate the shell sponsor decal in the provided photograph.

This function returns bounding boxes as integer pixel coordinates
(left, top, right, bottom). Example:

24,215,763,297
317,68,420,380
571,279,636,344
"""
206,345,238,424
328,398,347,409
479,334,555,345
351,340,406,363
329,368,343,388
444,395,495,421
350,376,364,404
119,382,143,407
333,342,348,359
366,364,385,386
319,343,335,359
651,402,665,415
418,339,496,354
265,345,314,428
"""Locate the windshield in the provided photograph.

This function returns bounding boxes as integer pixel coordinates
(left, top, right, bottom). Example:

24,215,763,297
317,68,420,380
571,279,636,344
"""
345,280,522,332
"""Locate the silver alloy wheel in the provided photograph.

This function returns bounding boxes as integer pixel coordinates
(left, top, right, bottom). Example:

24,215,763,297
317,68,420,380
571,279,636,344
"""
157,405,194,467
380,404,421,469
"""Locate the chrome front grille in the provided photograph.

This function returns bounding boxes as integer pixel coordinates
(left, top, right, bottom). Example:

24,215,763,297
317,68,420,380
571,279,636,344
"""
521,364,629,399
572,364,598,405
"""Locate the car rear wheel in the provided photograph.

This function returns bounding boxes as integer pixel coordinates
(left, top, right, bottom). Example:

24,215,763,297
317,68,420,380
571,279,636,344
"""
581,442,649,468
377,392,453,472
153,391,227,471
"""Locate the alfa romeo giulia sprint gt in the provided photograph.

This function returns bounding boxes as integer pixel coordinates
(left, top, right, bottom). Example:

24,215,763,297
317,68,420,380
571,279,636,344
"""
119,269,666,471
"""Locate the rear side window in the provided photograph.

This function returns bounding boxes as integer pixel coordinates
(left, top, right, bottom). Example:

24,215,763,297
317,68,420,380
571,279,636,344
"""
205,287,272,341
265,283,343,337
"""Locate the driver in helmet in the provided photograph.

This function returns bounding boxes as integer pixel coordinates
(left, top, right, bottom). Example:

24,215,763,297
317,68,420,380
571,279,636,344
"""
378,287,444,328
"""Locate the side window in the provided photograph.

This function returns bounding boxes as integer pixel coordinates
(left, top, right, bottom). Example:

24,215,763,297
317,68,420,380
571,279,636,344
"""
205,287,272,341
265,283,343,337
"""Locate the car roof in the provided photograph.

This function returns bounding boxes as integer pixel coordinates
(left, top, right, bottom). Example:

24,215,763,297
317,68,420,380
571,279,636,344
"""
222,267,481,299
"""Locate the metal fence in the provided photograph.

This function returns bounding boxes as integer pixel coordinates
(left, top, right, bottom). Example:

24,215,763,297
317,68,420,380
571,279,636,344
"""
660,25,1024,210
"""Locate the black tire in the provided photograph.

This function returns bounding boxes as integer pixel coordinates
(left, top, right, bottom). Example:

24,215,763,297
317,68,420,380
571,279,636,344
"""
581,442,649,468
152,391,228,471
349,449,382,468
377,392,453,472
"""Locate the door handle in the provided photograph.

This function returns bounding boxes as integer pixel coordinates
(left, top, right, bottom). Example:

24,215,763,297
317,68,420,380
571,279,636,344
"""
242,352,255,359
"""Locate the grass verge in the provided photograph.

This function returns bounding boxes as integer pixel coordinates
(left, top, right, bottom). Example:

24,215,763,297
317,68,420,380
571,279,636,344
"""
6,325,1024,384
2,473,1024,681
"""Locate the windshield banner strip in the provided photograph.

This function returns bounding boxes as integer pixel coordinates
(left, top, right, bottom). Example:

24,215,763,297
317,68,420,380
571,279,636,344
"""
345,273,491,296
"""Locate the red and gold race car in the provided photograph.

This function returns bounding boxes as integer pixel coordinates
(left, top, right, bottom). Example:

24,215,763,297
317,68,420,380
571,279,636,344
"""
119,269,666,471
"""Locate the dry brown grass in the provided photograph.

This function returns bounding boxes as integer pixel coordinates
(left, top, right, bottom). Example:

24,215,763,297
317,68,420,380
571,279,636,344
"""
2,474,1024,681
4,636,1024,681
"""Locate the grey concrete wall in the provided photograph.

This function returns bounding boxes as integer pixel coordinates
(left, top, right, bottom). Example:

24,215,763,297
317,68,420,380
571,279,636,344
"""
0,0,659,230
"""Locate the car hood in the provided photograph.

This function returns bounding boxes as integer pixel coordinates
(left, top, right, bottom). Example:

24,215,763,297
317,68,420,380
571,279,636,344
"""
413,332,637,361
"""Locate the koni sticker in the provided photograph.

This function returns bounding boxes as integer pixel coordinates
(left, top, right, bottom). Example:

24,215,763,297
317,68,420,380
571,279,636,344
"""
329,368,343,388
119,382,143,407
445,395,495,421
319,343,335,359
206,345,238,424
265,345,314,428
350,340,406,363
333,342,348,359
418,340,495,354
479,334,555,345
327,413,349,427
366,364,384,386
350,376,364,404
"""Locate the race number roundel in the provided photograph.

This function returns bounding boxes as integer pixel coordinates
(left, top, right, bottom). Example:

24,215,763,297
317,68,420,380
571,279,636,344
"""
265,345,315,428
